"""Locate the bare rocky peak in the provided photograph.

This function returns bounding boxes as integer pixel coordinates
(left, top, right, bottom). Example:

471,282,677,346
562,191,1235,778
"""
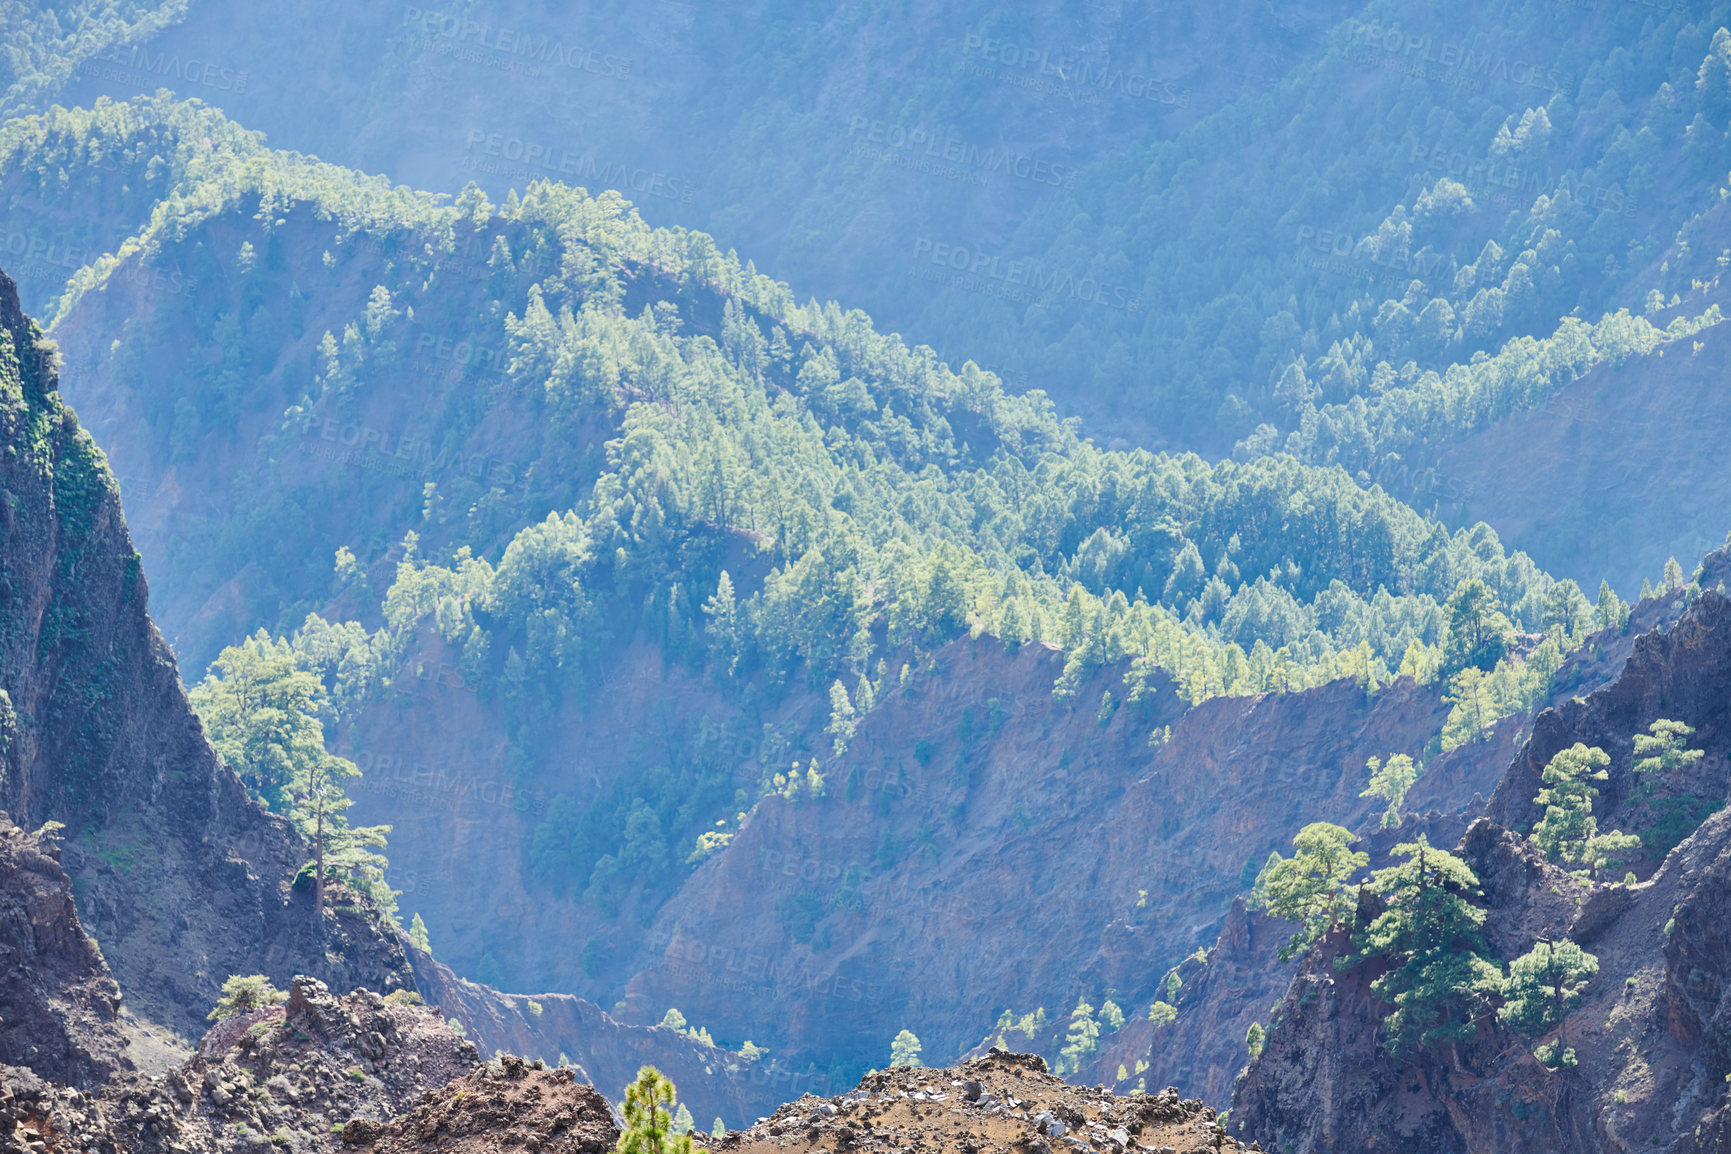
707,1050,1255,1154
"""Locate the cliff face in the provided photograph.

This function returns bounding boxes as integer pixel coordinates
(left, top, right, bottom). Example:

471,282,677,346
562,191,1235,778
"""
0,814,129,1089
1235,588,1731,1154
621,639,1518,1081
0,264,412,1040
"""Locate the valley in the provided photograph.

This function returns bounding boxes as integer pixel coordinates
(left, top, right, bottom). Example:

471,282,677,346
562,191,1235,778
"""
4,2,1731,1151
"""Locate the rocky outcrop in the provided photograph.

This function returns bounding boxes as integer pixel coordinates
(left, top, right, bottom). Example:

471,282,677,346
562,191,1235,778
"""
0,815,128,1089
1234,588,1731,1153
348,1057,617,1154
702,1049,1252,1154
0,264,414,1042
0,976,483,1154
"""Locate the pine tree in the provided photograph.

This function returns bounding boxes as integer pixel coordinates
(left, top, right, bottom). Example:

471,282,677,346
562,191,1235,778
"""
207,975,286,1021
408,913,431,953
889,1029,922,1067
617,1067,691,1154
1498,938,1598,1044
1632,719,1703,785
1530,744,1640,876
1355,838,1503,1056
1245,1022,1265,1062
1442,579,1512,673
1058,1000,1100,1075
1253,822,1369,959
1594,580,1626,632
1361,754,1421,828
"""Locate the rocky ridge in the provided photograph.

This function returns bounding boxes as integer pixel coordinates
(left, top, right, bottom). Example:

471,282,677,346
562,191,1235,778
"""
702,1050,1252,1154
1234,586,1731,1153
0,265,412,1039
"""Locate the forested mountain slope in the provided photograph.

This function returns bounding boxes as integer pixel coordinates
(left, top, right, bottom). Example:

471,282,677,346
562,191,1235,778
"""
38,0,1361,424
0,262,810,1126
24,0,1731,474
0,93,1674,1099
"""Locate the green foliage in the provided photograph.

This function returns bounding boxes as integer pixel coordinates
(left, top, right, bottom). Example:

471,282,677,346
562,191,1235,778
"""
1442,580,1513,675
208,974,286,1021
1499,939,1598,1045
993,1007,1048,1049
1633,719,1704,782
1253,823,1368,960
1056,1000,1100,1075
190,632,395,914
658,1008,687,1031
0,1,189,119
1361,754,1421,829
408,913,431,954
1099,999,1125,1031
1356,838,1502,1057
1245,1022,1265,1062
1530,744,1640,877
617,1067,691,1154
888,1029,921,1068
1147,1001,1176,1028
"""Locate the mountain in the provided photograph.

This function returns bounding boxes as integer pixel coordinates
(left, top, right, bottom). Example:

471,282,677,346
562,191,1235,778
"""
0,93,1662,1100
10,5,1731,591
1234,564,1731,1152
0,262,816,1127
0,263,411,1040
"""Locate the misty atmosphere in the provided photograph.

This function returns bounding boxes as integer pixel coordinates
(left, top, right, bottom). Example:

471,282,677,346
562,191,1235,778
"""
2,2,1731,1151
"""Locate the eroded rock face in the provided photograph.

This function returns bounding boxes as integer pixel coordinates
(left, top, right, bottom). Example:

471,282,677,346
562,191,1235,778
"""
0,815,128,1089
0,978,486,1154
1234,588,1731,1154
0,264,413,1040
624,643,1517,1081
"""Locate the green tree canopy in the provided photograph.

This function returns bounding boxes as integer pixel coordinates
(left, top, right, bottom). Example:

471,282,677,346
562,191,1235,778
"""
617,1066,691,1154
1443,579,1514,674
191,631,394,915
1530,743,1639,877
1498,938,1598,1045
1361,754,1421,828
1356,838,1502,1056
1632,719,1704,783
1254,822,1369,960
207,974,287,1021
889,1029,922,1068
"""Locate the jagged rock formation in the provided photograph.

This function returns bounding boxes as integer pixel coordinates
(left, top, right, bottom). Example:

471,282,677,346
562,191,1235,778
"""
702,1050,1253,1154
0,265,413,1039
1234,586,1731,1153
346,1057,618,1154
0,975,484,1154
0,815,129,1089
